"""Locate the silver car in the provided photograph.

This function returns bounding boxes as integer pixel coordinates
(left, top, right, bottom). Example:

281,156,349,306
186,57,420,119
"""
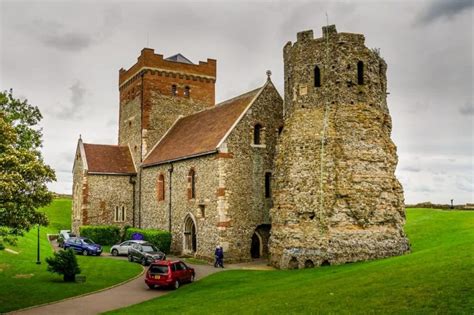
110,240,147,256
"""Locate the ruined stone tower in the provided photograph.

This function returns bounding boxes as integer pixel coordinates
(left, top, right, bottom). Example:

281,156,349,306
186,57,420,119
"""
270,25,410,269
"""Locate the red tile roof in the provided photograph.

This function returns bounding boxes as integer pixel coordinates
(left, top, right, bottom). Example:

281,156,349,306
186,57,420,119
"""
142,86,262,166
83,143,136,174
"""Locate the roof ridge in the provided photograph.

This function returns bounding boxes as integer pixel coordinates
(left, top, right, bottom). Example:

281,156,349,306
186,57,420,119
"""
83,143,128,148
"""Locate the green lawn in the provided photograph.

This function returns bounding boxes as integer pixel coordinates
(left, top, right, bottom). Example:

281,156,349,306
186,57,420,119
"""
0,198,143,313
108,209,474,314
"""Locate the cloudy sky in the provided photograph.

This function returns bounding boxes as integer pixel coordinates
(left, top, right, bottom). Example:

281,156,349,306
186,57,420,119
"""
1,0,472,204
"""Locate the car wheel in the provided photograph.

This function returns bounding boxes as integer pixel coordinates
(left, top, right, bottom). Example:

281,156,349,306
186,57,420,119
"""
190,274,195,283
173,280,180,290
141,257,147,266
111,249,118,256
128,255,133,262
147,284,155,289
82,250,88,256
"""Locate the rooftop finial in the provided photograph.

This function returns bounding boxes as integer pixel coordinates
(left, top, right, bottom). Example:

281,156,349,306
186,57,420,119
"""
266,70,272,81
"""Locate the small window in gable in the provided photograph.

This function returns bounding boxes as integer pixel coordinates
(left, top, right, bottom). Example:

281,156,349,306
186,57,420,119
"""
254,124,262,145
157,174,165,201
314,65,321,87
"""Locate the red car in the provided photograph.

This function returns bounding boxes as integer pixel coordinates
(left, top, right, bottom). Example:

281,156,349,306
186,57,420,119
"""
145,260,195,289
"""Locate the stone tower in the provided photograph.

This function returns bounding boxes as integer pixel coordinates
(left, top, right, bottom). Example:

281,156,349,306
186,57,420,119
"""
118,48,217,166
270,25,410,269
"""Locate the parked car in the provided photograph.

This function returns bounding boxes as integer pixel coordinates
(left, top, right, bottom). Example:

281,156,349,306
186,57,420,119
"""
63,237,102,256
128,242,165,265
57,230,76,248
110,240,148,256
145,260,195,289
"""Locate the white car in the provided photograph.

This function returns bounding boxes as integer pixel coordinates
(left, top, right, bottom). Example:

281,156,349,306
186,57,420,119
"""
110,240,147,256
58,230,75,247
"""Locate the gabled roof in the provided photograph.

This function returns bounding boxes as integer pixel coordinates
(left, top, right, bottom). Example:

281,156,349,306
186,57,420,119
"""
165,53,194,64
142,83,268,167
80,142,136,175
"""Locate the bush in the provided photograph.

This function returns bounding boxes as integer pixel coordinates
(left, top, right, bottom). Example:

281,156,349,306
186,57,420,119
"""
125,228,171,254
80,225,121,245
46,249,81,282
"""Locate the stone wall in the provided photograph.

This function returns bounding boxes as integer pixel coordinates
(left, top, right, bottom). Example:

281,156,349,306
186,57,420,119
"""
218,82,283,260
270,26,409,269
71,152,85,234
118,95,142,166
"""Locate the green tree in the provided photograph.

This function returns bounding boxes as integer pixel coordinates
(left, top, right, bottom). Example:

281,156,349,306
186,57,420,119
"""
0,89,56,246
46,249,81,282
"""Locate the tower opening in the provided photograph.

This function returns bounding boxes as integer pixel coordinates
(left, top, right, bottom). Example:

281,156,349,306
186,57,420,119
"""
314,65,321,87
357,61,364,85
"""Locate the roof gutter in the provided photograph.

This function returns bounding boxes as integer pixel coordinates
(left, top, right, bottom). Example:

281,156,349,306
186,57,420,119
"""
142,150,217,169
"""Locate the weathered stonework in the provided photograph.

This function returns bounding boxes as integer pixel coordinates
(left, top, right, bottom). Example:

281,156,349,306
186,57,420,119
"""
270,25,409,269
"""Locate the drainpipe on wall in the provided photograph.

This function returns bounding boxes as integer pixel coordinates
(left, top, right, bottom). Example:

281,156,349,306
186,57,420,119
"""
129,176,136,227
168,163,174,233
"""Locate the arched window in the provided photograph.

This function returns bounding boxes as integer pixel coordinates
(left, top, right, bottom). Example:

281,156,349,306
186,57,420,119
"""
114,206,119,222
357,61,364,85
157,174,165,201
171,84,177,96
254,124,262,145
120,206,125,221
188,169,196,199
184,86,190,97
314,65,321,87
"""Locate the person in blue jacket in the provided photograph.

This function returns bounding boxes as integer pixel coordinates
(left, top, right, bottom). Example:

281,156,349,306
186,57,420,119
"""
214,245,224,268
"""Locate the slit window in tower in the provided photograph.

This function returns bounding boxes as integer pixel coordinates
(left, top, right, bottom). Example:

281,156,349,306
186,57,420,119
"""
314,66,321,87
184,86,190,97
172,84,177,96
265,172,272,198
357,61,364,85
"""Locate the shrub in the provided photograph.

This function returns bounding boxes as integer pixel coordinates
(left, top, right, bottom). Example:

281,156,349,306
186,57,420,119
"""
125,228,171,254
80,225,121,245
46,249,81,282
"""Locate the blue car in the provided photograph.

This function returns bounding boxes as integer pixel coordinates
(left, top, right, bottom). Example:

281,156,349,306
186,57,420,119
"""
64,237,102,256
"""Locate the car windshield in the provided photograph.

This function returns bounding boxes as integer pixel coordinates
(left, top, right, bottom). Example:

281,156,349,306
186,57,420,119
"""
82,238,95,244
142,245,157,252
149,265,168,274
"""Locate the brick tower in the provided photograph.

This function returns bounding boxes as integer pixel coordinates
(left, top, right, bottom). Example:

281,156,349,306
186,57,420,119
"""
118,48,217,166
270,25,410,269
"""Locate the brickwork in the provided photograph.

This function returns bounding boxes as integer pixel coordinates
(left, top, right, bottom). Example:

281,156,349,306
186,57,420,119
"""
270,25,409,269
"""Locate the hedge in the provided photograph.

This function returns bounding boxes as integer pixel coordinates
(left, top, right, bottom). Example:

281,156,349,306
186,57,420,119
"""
124,228,172,254
79,225,121,246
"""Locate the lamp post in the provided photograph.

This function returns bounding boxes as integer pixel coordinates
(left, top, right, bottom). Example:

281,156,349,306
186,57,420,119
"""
36,224,41,264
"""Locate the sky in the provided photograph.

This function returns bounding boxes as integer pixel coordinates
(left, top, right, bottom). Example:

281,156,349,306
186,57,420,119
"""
0,0,472,204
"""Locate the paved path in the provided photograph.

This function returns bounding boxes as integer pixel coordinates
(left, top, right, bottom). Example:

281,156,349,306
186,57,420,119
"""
10,240,274,315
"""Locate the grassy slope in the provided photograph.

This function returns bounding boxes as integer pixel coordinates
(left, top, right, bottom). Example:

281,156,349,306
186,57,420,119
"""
109,209,474,314
0,198,142,313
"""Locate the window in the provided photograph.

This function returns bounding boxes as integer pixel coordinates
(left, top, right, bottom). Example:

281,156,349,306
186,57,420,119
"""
357,61,364,85
265,172,272,198
188,169,196,199
278,126,283,136
171,84,177,96
184,86,190,97
120,206,125,221
254,124,262,145
314,65,321,87
157,174,165,201
114,206,119,221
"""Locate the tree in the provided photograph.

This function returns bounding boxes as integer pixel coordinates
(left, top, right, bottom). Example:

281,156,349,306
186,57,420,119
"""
0,89,56,246
46,249,81,282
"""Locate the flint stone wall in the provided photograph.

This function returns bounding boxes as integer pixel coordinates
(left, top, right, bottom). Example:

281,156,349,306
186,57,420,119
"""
270,25,410,269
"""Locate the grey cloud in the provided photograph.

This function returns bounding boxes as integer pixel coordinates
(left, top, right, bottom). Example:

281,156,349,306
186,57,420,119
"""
55,81,86,120
401,165,421,173
459,101,474,115
417,0,473,25
42,32,93,51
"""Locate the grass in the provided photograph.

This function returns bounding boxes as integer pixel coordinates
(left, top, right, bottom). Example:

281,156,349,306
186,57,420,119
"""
108,208,474,314
0,198,143,313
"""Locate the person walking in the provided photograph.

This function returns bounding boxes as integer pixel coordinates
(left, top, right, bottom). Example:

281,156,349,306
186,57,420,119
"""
214,245,224,268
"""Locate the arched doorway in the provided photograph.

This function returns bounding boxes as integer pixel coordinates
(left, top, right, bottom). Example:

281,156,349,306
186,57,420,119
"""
250,232,262,259
184,215,197,253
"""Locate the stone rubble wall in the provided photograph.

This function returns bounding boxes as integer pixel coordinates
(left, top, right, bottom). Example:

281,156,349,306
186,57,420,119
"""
270,26,409,269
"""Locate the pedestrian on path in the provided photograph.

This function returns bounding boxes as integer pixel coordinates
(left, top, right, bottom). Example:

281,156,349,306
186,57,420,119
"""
214,245,224,268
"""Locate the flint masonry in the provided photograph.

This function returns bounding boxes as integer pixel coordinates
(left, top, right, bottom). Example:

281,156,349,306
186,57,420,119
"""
72,25,409,267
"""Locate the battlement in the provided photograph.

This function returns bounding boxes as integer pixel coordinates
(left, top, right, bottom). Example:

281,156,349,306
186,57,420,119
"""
119,48,217,87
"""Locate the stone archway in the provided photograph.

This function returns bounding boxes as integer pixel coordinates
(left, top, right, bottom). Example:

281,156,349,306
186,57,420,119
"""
250,231,262,259
183,215,197,253
250,224,271,259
